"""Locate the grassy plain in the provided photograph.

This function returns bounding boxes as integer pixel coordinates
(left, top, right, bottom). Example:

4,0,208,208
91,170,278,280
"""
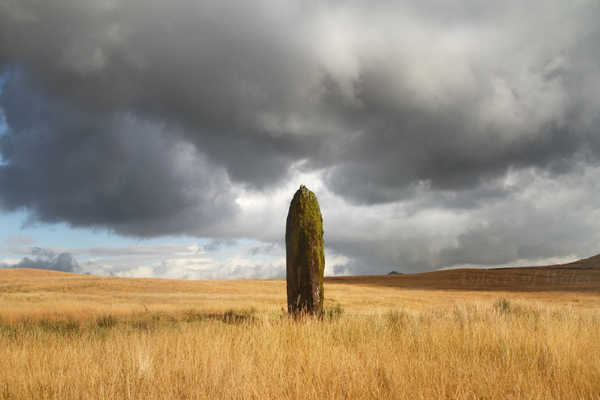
1,257,599,399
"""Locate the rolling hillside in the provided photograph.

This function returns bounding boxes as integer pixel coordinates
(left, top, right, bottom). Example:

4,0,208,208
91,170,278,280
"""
326,254,600,292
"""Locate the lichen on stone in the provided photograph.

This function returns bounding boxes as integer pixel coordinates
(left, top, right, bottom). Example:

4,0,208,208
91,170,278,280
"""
285,185,325,315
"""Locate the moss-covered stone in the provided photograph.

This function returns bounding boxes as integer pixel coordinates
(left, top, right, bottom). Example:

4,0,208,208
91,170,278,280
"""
285,185,325,315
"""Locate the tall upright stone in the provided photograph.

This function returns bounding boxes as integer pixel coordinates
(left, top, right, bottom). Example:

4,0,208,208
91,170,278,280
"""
285,185,325,315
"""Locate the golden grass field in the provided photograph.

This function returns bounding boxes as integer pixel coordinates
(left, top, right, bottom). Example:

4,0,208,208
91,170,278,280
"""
1,255,599,399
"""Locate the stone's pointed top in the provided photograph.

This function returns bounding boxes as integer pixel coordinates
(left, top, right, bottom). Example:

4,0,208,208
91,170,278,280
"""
295,184,310,197
291,185,318,206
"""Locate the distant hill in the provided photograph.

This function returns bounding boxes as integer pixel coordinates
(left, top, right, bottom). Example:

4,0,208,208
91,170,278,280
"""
325,255,600,292
0,268,77,279
547,253,600,270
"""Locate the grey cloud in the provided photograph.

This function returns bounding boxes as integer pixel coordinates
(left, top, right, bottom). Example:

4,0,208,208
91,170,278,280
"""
0,247,80,273
248,242,283,257
202,239,238,253
1,0,598,201
5,234,36,248
323,163,600,274
0,69,239,237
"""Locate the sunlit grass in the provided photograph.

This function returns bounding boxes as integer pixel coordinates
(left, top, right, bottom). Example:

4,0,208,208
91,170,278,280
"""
0,269,599,399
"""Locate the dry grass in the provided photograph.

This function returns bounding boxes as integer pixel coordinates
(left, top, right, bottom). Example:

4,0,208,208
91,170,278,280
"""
1,267,599,399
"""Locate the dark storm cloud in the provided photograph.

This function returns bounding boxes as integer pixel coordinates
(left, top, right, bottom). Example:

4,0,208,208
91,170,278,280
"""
0,247,80,273
0,0,599,272
1,0,598,201
0,69,239,236
0,0,320,186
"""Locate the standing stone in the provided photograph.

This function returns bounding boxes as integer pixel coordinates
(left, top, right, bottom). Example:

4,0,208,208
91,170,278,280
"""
285,185,325,315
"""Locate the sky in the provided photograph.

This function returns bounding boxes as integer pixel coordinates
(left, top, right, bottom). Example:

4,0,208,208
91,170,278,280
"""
0,0,599,279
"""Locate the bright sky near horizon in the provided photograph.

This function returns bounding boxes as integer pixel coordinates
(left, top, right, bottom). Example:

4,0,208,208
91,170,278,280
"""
1,0,599,279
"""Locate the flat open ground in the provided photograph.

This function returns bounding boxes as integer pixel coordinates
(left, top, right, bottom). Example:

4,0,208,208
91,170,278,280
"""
1,255,599,320
1,256,599,399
